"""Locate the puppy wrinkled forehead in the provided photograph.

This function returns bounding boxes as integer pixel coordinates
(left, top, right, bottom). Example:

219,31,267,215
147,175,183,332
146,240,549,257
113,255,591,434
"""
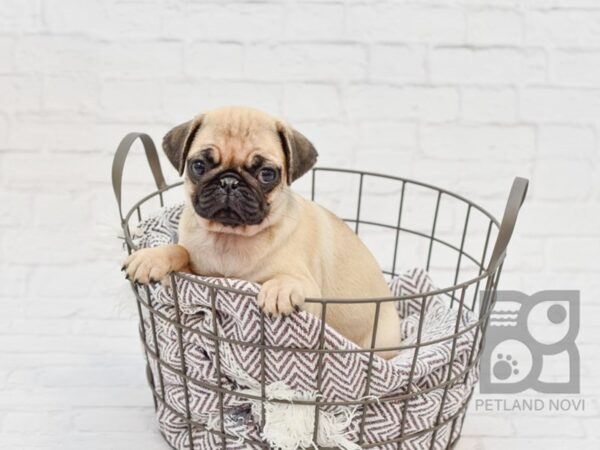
191,107,283,166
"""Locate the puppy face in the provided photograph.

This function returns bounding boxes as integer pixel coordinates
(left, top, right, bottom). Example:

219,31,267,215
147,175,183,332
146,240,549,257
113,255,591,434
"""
162,107,318,236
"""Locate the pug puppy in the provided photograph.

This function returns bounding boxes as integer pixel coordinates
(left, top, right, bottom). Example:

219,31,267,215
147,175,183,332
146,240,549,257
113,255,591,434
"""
124,106,401,358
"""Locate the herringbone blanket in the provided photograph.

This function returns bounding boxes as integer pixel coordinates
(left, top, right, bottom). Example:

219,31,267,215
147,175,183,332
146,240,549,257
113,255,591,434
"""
130,205,480,450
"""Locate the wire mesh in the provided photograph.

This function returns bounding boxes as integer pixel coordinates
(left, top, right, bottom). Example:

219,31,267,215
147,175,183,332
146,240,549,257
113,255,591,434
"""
117,162,519,450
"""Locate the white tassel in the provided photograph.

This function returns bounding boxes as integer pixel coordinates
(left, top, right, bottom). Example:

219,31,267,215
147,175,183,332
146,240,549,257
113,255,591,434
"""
214,330,361,449
238,381,361,450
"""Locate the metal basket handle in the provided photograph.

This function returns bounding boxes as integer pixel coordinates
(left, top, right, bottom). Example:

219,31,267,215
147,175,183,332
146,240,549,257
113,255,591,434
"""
486,177,529,272
112,132,168,224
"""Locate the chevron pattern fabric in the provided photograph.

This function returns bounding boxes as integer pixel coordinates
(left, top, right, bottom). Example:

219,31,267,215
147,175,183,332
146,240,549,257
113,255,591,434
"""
130,204,480,449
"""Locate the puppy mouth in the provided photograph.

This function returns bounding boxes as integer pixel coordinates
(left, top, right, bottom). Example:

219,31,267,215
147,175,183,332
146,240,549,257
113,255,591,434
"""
211,207,244,226
193,198,266,228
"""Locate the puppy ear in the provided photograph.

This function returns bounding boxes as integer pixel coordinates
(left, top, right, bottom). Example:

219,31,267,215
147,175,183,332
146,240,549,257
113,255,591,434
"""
277,122,319,184
162,116,204,176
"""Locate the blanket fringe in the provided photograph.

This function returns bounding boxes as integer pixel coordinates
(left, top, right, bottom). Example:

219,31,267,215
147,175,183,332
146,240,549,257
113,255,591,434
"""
239,381,361,450
210,316,363,449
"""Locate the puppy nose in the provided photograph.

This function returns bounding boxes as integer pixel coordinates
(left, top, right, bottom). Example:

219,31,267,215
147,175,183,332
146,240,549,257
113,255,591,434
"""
219,175,239,192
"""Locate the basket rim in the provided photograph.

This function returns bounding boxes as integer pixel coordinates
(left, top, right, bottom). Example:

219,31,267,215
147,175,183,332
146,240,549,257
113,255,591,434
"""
121,167,501,304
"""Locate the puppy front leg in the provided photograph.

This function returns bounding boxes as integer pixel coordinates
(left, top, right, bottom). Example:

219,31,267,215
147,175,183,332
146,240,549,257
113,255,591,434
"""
257,275,320,316
123,244,190,284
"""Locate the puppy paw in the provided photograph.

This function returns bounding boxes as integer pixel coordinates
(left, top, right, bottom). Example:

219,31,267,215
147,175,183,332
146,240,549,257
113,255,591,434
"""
257,278,306,316
123,247,174,285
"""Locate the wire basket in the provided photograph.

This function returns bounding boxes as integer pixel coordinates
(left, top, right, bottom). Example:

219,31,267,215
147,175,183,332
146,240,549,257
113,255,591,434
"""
112,133,528,449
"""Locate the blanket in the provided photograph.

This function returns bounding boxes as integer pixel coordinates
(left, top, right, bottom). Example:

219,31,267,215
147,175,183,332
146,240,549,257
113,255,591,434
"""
130,204,480,450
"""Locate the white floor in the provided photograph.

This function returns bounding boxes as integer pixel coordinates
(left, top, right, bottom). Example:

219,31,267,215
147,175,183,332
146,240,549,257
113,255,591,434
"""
1,313,597,450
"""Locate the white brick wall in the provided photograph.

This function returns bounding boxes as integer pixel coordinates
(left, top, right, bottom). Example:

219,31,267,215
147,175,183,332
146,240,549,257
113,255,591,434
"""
0,1,598,449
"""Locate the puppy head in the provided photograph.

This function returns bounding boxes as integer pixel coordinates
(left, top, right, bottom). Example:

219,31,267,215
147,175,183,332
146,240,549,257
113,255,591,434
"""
162,106,318,235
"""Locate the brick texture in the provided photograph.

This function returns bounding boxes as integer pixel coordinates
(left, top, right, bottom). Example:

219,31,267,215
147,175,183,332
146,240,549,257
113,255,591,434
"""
1,1,598,449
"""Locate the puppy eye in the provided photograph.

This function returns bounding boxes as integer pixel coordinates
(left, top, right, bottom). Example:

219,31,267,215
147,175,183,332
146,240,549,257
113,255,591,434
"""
190,160,206,176
258,168,277,184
